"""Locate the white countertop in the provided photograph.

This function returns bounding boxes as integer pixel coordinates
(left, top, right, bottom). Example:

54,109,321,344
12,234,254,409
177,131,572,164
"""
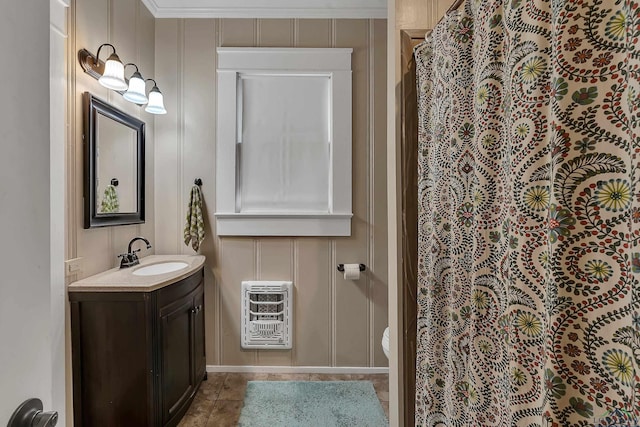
68,254,206,292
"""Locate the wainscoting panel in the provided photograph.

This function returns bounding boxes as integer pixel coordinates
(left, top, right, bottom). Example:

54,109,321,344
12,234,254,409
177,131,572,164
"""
154,18,388,368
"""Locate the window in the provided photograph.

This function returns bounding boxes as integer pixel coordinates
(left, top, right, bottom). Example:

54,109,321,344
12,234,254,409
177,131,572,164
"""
215,48,353,236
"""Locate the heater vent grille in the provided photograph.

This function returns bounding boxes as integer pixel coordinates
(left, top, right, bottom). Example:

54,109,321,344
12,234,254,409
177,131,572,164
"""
241,281,292,349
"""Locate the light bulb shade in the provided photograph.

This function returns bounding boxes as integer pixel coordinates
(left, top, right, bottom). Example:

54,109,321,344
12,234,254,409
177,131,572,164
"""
145,86,167,114
123,72,148,104
98,53,127,91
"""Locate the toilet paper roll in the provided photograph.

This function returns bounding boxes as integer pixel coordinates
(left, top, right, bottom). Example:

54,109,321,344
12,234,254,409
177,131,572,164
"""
343,264,361,280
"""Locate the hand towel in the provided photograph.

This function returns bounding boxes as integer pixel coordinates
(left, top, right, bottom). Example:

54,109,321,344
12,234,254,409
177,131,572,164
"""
100,185,119,213
184,185,205,251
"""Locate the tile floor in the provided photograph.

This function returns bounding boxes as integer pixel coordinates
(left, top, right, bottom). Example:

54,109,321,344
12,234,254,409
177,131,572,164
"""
178,373,389,427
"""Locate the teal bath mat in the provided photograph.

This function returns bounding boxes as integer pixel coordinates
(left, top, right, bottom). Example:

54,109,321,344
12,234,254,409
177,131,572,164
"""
238,381,388,427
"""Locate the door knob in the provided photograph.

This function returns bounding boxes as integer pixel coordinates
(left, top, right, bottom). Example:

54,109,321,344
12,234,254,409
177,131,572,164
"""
8,398,58,427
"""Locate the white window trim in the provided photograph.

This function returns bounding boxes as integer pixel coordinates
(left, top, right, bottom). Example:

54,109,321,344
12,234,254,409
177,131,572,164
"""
215,47,353,236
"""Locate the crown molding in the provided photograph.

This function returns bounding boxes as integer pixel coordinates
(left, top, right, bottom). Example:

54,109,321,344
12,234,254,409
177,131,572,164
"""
140,0,386,19
141,0,159,16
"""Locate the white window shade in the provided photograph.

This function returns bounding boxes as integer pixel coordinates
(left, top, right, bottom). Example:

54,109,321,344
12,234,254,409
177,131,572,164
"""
240,75,330,213
216,48,353,236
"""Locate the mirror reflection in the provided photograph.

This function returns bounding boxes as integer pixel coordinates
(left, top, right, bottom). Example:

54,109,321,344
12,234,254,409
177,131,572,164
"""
96,113,137,214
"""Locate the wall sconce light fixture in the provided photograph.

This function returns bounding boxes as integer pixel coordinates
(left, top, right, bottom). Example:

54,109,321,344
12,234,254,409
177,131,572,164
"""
144,79,167,115
123,64,148,104
97,45,127,90
78,44,167,114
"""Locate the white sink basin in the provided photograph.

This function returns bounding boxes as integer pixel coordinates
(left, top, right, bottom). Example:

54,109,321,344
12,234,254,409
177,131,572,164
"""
133,261,189,276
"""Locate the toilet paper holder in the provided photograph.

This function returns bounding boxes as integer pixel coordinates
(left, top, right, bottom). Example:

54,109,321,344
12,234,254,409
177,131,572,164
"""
337,264,366,272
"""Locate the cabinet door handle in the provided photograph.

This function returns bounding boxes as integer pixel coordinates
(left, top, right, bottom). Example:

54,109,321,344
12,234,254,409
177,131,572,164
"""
196,305,202,313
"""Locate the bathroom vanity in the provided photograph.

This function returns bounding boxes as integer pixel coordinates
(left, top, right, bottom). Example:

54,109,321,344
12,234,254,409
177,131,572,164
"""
68,255,206,427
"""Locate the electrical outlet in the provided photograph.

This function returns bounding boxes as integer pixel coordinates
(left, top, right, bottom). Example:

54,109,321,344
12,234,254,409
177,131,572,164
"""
65,257,83,276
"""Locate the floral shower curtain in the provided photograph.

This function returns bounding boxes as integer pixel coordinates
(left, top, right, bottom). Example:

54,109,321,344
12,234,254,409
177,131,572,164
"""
415,0,640,425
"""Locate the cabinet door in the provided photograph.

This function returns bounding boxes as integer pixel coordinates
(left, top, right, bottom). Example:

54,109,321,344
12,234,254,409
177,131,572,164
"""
192,286,206,383
70,295,154,427
159,295,195,426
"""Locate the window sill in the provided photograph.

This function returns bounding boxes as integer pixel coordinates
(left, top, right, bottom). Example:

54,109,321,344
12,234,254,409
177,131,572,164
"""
214,213,352,236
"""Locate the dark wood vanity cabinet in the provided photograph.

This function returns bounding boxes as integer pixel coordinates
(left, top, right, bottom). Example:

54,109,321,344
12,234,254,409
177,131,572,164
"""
70,268,206,427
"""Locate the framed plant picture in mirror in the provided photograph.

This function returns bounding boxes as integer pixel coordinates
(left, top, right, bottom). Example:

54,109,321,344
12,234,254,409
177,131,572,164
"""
83,92,145,228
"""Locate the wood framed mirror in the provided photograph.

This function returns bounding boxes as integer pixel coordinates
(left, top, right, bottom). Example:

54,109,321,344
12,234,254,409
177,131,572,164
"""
83,92,145,228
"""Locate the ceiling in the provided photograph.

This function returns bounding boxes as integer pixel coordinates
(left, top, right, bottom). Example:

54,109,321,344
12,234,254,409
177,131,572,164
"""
140,0,387,19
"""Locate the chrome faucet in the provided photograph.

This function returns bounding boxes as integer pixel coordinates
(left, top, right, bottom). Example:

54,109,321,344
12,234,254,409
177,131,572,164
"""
118,237,152,268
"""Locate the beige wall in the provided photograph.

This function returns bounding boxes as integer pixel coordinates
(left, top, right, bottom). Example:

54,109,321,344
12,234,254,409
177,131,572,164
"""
154,18,388,367
67,0,156,279
397,0,451,30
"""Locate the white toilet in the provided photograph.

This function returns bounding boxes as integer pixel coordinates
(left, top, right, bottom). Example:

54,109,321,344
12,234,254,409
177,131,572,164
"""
382,327,390,359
